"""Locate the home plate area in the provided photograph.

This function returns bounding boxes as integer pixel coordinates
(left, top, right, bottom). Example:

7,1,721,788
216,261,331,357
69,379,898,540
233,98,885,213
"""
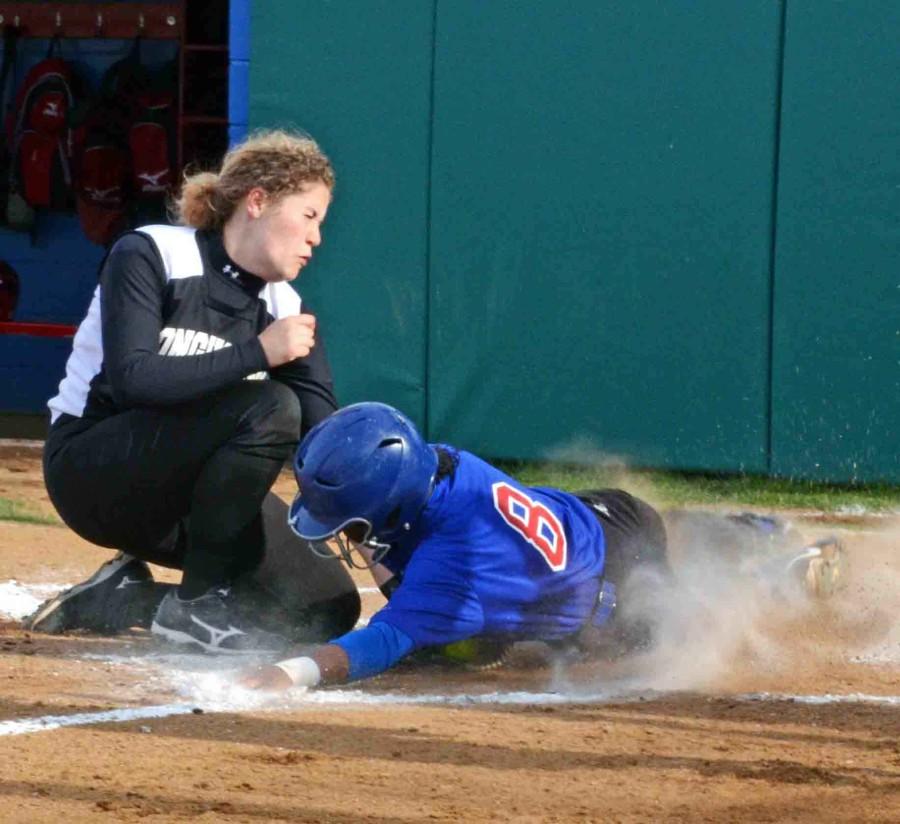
0,472,898,820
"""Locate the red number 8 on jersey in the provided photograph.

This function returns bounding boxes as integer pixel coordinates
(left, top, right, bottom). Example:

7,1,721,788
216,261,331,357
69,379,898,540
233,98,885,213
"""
492,482,568,572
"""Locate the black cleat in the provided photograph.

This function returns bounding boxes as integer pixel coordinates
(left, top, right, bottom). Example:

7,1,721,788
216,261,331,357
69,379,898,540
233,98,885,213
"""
151,588,288,655
23,552,153,634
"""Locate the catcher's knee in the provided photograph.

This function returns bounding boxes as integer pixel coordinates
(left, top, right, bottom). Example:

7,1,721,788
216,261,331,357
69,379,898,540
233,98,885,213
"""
289,589,362,644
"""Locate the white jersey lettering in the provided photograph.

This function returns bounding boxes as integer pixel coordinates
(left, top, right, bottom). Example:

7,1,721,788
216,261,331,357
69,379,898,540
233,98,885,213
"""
159,328,233,357
187,331,209,355
169,328,195,356
158,327,175,355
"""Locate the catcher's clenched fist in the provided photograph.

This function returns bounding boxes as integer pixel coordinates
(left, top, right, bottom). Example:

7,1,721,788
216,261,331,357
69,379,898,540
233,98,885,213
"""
258,313,317,366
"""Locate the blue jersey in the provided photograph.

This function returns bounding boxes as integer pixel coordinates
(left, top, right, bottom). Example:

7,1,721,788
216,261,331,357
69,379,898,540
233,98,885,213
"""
368,448,607,648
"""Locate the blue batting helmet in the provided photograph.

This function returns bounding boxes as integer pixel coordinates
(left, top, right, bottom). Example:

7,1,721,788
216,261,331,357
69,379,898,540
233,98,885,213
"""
288,403,438,563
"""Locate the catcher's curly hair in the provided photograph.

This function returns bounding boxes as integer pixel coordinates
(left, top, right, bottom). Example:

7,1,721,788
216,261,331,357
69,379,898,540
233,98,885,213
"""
173,129,335,231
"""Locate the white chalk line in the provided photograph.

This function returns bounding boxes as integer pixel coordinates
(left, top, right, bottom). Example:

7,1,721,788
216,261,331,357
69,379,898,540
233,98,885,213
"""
0,581,66,621
0,438,43,449
2,688,898,739
740,692,900,706
0,703,196,737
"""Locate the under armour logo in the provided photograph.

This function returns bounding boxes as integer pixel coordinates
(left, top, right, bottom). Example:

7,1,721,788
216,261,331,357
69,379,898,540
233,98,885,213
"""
222,264,239,280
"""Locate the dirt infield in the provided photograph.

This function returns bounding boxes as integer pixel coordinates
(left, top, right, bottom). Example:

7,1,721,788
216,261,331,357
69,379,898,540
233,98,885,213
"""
1,444,898,822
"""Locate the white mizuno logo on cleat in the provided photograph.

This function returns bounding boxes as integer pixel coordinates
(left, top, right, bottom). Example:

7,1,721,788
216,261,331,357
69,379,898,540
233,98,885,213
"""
115,576,144,590
592,503,610,517
190,615,245,648
138,169,169,188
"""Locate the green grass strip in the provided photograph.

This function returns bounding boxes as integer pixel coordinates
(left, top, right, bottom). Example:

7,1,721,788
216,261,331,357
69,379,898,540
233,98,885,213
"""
0,498,60,526
1,468,896,529
497,461,900,513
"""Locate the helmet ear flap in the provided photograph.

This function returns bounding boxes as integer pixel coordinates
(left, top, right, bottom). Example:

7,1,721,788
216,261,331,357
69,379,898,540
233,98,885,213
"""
383,506,402,533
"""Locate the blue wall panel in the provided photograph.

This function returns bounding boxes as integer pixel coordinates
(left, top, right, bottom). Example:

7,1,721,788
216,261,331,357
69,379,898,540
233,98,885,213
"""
228,0,251,144
0,336,71,414
0,32,178,417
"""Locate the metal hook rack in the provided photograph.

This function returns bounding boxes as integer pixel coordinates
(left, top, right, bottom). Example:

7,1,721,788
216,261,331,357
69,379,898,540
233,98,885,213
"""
0,3,182,40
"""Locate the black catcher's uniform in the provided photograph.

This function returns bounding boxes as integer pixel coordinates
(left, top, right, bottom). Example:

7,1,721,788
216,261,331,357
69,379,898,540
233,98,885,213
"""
43,225,360,641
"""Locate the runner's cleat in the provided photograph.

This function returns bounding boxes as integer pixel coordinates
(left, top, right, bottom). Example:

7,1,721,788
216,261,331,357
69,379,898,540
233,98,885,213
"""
23,552,153,634
786,536,847,598
151,587,289,655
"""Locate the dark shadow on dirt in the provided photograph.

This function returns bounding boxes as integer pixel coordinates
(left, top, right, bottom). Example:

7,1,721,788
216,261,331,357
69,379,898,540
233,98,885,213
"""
490,696,900,749
0,777,416,822
82,713,900,789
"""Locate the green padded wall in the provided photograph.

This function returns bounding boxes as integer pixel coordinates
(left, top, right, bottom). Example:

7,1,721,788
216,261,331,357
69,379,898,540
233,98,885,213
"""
246,2,896,482
772,1,900,482
249,1,434,426
427,2,783,469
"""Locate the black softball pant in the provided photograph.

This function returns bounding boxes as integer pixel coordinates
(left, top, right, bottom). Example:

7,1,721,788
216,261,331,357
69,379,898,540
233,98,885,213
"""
575,489,669,584
575,488,671,654
43,381,359,642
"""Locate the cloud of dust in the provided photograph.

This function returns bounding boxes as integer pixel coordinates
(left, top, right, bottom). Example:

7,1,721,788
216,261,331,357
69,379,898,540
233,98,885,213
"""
560,512,860,691
570,516,900,696
533,439,814,693
536,440,674,518
542,440,631,474
534,437,900,695
830,520,900,665
617,542,809,693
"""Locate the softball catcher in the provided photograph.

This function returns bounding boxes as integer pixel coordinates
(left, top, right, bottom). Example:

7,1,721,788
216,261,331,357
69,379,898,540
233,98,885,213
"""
26,131,360,652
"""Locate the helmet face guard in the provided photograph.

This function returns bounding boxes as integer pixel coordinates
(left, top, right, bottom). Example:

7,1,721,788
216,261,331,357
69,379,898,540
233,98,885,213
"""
290,509,392,570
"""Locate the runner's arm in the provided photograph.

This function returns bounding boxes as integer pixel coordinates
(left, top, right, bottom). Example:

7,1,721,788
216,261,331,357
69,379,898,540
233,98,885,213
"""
240,623,417,690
